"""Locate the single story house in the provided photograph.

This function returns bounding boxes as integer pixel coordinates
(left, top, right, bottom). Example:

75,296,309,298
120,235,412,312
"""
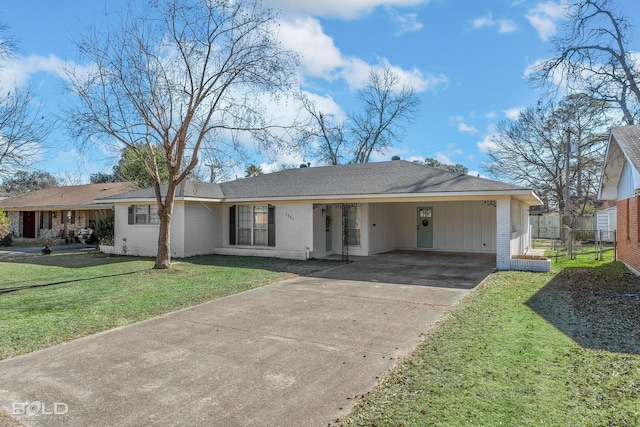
0,182,135,240
97,160,545,271
599,125,640,273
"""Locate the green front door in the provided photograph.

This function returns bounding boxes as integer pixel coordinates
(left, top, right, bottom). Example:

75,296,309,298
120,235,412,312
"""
417,207,433,248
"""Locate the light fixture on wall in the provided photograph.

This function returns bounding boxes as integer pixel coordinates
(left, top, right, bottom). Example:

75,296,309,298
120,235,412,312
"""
321,208,326,217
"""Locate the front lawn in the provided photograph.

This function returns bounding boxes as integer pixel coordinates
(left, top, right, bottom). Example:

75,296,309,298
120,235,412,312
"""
0,252,336,360
339,260,640,426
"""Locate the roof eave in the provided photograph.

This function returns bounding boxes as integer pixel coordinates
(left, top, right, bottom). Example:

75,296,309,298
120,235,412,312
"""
224,189,542,205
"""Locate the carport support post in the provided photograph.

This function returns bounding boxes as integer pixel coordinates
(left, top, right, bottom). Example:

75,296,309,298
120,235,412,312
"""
341,204,349,262
496,198,511,270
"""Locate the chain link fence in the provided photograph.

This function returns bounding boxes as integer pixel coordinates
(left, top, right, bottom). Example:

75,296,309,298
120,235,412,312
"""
532,228,617,262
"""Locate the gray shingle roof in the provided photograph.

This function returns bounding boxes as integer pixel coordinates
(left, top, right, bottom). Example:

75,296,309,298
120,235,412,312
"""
99,160,531,202
102,180,225,200
219,160,527,199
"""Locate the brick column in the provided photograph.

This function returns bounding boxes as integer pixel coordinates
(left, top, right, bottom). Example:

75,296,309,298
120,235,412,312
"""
496,198,511,270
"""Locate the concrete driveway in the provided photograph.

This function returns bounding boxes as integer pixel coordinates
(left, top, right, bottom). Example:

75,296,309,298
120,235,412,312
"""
0,251,495,427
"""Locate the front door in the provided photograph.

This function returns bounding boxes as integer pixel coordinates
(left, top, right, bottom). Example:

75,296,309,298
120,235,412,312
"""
417,207,433,248
22,211,36,238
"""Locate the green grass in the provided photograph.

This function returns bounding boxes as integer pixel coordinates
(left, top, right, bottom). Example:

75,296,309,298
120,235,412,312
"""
339,259,640,426
0,252,337,360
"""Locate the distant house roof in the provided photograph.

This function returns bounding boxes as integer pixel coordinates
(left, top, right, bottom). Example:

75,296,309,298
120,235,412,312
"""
99,160,541,205
600,125,640,200
0,182,137,211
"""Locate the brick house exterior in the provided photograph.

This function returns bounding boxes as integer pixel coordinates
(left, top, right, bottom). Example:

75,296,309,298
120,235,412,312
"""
98,160,544,271
0,183,135,241
599,125,640,274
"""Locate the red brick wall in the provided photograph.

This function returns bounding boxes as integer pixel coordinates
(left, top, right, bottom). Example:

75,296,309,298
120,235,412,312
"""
617,197,640,272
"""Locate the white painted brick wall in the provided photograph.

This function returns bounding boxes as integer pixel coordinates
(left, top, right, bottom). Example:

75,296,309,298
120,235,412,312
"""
510,258,551,272
496,198,511,270
113,203,161,257
217,202,314,259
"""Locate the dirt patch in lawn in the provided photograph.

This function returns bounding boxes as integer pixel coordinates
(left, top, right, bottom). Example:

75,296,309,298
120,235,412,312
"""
527,262,640,354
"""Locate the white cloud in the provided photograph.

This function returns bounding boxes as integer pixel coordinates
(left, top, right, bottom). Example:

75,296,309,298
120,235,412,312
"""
471,13,517,34
485,111,497,119
386,8,424,35
477,134,496,152
435,152,452,164
472,14,495,30
458,123,479,134
278,17,343,79
0,54,69,91
498,20,518,34
525,1,567,41
266,0,428,20
278,16,446,93
504,106,525,120
450,115,478,134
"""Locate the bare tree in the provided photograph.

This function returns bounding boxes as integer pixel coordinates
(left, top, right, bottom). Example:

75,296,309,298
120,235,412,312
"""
0,21,52,176
297,94,345,165
300,68,420,164
529,0,640,124
0,87,51,175
484,96,608,216
64,0,299,269
351,68,420,163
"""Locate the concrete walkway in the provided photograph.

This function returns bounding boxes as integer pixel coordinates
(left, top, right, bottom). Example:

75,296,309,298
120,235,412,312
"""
0,243,96,260
0,252,494,426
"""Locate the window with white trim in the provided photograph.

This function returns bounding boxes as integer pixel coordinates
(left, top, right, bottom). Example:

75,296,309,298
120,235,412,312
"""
347,205,361,246
128,205,160,224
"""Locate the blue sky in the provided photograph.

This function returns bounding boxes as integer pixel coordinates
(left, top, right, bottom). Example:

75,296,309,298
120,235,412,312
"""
1,0,639,183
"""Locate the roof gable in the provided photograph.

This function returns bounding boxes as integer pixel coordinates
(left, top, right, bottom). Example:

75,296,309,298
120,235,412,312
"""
599,125,640,200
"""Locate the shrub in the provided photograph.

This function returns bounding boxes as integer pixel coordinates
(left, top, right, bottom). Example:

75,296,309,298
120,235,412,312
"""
94,214,115,246
0,207,12,247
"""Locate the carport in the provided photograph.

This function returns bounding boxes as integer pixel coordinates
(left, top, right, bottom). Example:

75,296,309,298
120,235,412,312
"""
315,250,496,289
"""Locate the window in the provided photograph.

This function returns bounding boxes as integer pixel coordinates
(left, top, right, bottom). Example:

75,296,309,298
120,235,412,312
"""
39,211,53,230
347,205,361,246
128,205,160,224
63,210,75,225
237,205,252,245
230,205,275,247
253,205,268,245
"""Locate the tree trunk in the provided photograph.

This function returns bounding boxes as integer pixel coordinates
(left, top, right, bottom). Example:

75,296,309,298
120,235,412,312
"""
154,203,172,269
153,193,175,270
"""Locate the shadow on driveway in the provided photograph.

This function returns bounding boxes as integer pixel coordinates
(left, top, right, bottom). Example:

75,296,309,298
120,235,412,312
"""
312,250,496,290
527,263,640,355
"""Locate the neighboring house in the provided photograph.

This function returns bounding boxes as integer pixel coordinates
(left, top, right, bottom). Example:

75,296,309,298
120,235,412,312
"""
0,182,135,240
97,160,544,271
599,125,640,273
